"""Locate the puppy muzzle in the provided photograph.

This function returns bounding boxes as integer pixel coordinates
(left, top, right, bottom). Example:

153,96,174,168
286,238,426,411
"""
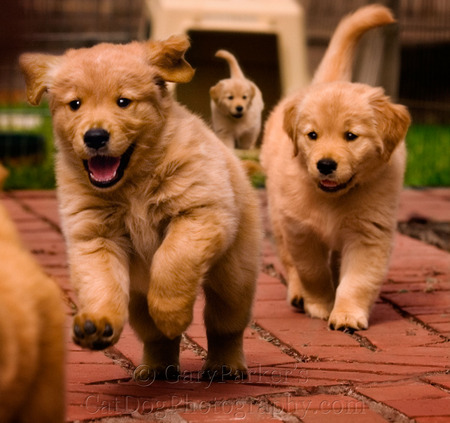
316,158,353,193
82,128,134,189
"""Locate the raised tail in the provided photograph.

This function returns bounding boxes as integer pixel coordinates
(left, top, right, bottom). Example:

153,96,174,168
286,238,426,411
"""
312,4,395,85
215,49,246,79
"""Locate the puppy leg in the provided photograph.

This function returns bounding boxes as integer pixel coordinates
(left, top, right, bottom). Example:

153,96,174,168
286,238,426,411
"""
147,211,233,340
70,238,130,350
285,227,335,320
214,127,236,149
268,213,303,307
329,238,393,330
202,253,256,380
129,292,181,380
278,240,305,310
238,130,257,150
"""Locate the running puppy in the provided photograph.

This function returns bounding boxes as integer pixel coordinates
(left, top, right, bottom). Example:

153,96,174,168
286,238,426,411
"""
20,35,261,379
261,5,410,330
210,50,264,149
0,171,65,422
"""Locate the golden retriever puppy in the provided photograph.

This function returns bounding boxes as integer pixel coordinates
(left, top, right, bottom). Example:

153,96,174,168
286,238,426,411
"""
0,173,65,422
261,5,411,331
20,35,261,380
210,50,264,149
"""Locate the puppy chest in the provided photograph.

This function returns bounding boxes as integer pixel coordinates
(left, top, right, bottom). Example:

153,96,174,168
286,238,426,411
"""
296,210,346,251
124,204,167,260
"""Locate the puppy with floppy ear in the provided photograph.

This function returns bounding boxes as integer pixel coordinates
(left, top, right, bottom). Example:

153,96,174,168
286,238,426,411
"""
0,173,65,422
261,5,411,331
210,50,264,149
20,35,261,380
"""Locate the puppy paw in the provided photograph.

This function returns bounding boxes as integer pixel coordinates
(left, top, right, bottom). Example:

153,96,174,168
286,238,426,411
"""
201,361,248,382
304,300,333,320
290,295,304,311
73,313,122,350
287,283,304,311
148,299,193,340
328,308,369,331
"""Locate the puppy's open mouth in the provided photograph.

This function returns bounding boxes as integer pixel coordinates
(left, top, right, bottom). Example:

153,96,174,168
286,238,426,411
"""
319,176,354,193
83,144,134,188
231,112,243,119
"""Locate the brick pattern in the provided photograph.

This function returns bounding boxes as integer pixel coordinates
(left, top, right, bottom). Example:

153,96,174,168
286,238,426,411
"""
1,189,449,423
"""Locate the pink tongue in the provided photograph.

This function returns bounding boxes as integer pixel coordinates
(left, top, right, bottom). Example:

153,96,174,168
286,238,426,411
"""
321,179,338,188
88,156,120,182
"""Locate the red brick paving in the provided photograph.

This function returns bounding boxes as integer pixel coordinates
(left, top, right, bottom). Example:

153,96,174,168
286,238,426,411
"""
1,188,449,423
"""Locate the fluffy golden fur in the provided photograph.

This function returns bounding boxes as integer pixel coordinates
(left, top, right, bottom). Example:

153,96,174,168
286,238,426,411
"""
0,171,65,422
20,35,261,379
210,50,264,149
261,5,411,330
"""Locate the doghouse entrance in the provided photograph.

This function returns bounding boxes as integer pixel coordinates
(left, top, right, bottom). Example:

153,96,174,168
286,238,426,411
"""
176,30,281,127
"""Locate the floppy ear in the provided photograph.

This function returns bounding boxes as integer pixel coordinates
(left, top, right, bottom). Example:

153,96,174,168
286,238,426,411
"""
283,98,300,157
209,81,223,102
146,34,195,83
249,82,256,99
19,53,61,105
369,88,411,161
247,82,258,107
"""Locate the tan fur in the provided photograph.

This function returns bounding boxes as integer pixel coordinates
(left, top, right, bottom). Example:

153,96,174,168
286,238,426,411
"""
210,50,264,149
0,163,8,189
0,172,65,422
20,35,261,379
261,5,411,330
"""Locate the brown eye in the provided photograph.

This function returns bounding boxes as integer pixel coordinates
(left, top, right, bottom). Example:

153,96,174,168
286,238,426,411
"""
69,99,81,111
345,131,358,141
307,131,318,140
117,98,132,108
228,95,234,100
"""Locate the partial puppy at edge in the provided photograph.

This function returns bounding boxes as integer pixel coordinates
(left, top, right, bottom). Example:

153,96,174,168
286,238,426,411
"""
0,166,65,423
261,5,411,331
210,50,264,150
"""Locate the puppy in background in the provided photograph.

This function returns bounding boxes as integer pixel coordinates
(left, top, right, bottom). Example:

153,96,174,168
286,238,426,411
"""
20,35,261,380
0,170,65,422
261,5,411,331
210,50,264,149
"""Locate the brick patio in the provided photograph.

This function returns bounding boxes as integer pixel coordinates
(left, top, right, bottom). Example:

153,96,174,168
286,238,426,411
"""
2,188,449,423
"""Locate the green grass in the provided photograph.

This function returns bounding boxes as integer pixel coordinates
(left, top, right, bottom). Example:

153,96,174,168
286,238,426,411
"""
4,159,56,190
404,124,450,187
0,110,448,189
1,103,56,190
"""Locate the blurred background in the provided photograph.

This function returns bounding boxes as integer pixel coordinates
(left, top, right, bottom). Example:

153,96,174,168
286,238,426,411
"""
0,0,449,188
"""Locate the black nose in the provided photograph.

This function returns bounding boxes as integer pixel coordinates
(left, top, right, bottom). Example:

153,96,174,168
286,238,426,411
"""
236,105,243,113
317,158,337,175
84,128,110,150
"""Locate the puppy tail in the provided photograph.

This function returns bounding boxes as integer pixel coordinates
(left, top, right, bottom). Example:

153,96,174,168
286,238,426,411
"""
0,163,8,190
215,50,246,79
312,4,395,85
